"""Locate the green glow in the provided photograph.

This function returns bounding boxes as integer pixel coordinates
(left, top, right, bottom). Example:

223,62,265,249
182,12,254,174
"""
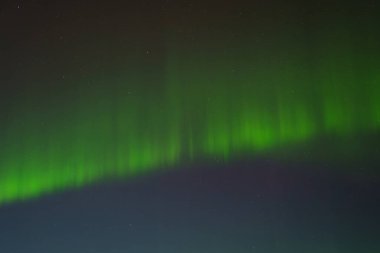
1,29,379,206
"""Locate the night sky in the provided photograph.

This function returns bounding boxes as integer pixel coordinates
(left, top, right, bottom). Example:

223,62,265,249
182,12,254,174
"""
0,0,379,252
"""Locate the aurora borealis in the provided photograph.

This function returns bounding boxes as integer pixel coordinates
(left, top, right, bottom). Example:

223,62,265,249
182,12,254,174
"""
0,0,379,205
0,0,379,252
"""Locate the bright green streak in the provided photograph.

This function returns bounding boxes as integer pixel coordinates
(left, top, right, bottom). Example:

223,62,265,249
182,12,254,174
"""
1,25,379,206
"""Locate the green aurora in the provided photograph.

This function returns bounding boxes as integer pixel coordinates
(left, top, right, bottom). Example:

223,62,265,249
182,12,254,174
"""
1,13,379,206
